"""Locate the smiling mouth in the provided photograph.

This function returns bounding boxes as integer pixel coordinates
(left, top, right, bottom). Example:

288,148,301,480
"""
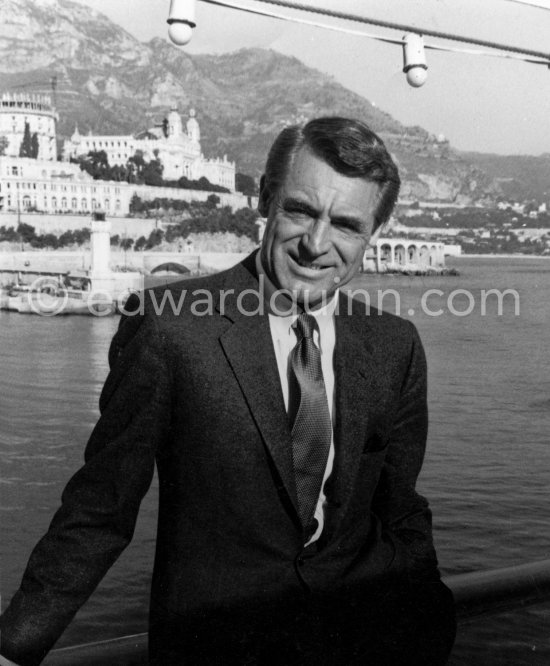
294,257,328,271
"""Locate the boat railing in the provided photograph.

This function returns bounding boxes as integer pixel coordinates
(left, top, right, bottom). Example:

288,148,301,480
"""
42,558,550,665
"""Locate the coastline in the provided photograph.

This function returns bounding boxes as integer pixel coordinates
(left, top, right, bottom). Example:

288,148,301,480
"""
457,253,550,259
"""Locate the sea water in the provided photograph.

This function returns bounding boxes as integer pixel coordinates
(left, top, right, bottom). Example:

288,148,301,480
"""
1,256,549,664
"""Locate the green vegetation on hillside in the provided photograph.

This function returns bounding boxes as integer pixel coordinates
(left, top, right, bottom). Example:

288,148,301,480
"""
0,200,260,250
130,197,260,245
73,150,230,193
396,207,550,255
398,208,550,229
0,223,91,248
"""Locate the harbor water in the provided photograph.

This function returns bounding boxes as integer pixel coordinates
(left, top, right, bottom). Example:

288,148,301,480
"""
1,256,549,664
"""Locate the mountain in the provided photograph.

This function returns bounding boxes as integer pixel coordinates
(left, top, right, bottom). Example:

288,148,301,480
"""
462,152,550,203
0,0,546,204
0,0,149,71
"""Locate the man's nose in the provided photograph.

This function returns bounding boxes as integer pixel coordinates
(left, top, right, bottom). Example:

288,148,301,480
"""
301,219,331,256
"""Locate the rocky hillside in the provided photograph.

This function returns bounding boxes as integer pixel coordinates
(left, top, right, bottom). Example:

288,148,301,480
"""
0,0,544,204
462,152,550,203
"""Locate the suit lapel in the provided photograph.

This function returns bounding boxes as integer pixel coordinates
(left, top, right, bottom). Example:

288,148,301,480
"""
215,260,381,537
217,257,299,520
330,295,380,522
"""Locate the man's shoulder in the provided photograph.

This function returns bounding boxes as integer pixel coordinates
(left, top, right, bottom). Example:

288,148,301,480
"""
124,256,255,322
145,269,229,308
338,291,424,370
340,291,416,336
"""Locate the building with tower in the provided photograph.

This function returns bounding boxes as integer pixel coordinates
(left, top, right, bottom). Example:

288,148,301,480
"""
0,93,58,161
0,95,246,217
62,106,235,190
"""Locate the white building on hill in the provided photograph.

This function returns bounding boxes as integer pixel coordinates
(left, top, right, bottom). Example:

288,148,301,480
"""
0,93,58,161
0,95,245,218
0,154,249,218
62,106,235,191
0,155,128,216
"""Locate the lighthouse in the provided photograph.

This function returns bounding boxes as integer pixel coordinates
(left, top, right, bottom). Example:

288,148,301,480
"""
89,212,115,300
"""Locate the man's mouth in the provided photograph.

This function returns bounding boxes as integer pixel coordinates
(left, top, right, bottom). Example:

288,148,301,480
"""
295,257,326,271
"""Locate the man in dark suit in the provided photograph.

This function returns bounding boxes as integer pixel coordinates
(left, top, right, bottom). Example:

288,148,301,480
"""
0,117,455,665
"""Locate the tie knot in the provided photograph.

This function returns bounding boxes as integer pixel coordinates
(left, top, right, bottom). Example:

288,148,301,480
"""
294,313,317,340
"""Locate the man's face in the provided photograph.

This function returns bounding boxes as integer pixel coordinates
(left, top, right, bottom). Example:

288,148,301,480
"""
260,147,382,307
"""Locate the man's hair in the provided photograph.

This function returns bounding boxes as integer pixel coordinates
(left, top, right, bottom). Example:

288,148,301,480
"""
262,116,400,232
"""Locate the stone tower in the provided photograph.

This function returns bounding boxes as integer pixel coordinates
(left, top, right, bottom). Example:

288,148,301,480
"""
186,108,200,144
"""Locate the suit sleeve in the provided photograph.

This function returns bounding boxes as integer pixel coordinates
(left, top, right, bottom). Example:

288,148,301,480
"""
371,321,440,582
0,306,173,666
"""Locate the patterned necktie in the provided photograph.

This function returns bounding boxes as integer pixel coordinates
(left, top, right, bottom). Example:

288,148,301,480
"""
289,313,332,539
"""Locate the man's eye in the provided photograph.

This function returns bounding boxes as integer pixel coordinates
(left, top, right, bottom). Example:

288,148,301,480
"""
333,219,360,233
285,206,313,217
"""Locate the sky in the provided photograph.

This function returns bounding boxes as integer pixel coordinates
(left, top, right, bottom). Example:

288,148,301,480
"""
75,0,550,156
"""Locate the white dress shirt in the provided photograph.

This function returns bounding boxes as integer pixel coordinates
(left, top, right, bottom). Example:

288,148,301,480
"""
256,253,337,544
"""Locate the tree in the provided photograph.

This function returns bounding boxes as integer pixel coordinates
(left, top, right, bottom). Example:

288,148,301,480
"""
206,194,220,208
109,164,127,182
129,194,146,214
0,135,9,156
17,222,36,244
32,233,59,249
231,207,260,236
0,226,18,242
163,203,259,242
79,150,110,180
120,238,134,251
128,150,146,183
72,228,91,245
58,230,76,247
134,236,147,251
143,159,164,187
19,122,33,158
30,132,40,159
235,173,257,196
145,229,164,249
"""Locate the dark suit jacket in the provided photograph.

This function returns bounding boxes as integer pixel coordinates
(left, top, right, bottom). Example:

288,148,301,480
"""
0,253,455,665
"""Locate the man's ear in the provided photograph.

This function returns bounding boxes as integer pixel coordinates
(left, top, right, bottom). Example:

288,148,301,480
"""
258,175,271,217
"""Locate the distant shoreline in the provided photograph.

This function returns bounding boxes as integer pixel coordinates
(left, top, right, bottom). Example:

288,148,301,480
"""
456,254,550,260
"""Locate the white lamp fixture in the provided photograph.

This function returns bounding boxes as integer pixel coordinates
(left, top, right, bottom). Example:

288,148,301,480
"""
167,0,197,46
402,33,428,87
